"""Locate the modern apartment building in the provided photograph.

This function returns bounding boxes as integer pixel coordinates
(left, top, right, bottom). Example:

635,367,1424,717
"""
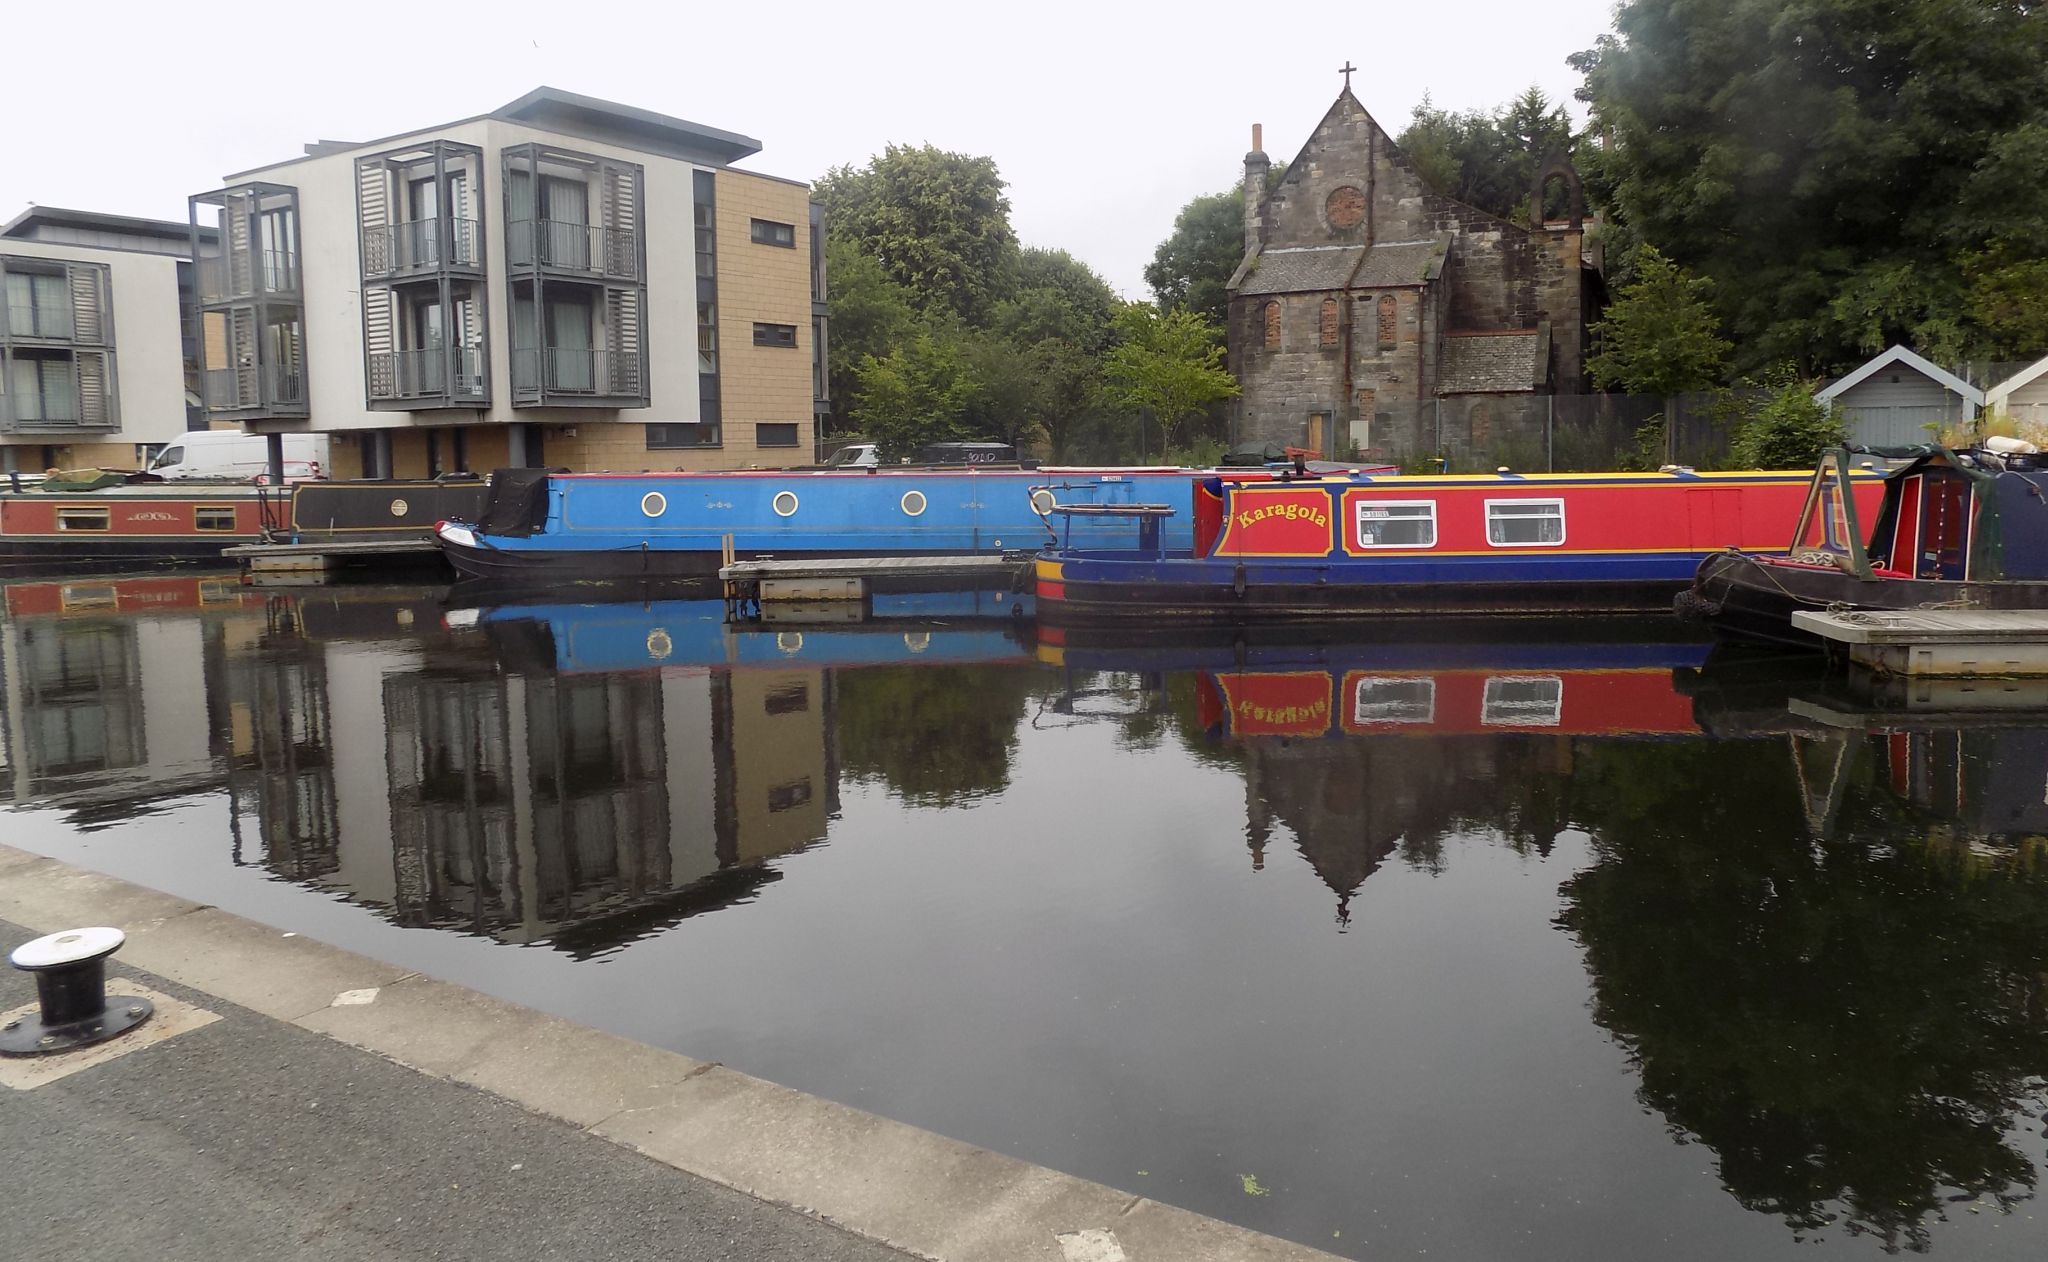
188,87,827,478
0,207,210,473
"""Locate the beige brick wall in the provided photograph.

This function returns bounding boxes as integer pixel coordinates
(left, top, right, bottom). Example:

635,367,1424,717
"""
0,440,148,472
713,170,817,464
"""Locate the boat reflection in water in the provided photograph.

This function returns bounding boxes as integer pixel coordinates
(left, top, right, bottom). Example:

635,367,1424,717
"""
5,576,2048,1258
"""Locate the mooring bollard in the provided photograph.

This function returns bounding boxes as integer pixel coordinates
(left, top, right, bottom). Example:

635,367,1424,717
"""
0,927,153,1058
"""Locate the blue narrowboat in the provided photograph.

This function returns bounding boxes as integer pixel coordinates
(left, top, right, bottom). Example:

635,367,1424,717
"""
433,464,1389,581
1035,467,1886,622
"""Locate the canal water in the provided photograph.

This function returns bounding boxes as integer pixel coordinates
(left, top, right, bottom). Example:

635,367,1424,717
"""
3,571,2046,1260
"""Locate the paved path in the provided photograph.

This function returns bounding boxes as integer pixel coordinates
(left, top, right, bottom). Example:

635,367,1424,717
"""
0,917,915,1262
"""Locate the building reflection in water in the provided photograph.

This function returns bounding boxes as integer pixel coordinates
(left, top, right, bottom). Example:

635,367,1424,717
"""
0,579,838,957
376,662,835,950
0,575,263,819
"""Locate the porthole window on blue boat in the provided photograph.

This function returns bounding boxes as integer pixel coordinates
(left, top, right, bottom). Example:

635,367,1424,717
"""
1352,500,1436,548
641,492,667,518
1485,498,1565,546
773,490,799,517
901,490,927,516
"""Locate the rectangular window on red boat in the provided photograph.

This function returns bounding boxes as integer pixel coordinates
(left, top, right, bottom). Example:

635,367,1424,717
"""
1352,677,1436,725
1352,500,1435,549
1482,675,1563,727
194,506,238,531
1485,498,1566,546
55,508,109,532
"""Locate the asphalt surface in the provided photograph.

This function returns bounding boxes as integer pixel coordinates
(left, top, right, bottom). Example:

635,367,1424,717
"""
0,917,915,1262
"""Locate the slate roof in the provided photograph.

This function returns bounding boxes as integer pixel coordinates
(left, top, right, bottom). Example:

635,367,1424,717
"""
1231,237,1447,296
1233,246,1364,296
1438,330,1548,394
1351,239,1448,289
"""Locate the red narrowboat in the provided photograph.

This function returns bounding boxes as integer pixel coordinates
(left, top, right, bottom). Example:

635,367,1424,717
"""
1035,467,1886,623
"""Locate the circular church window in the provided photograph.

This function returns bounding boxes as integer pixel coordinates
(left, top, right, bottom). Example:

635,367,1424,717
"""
1326,185,1366,230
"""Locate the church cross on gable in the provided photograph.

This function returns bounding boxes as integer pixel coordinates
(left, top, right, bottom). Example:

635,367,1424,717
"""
1225,73,1595,459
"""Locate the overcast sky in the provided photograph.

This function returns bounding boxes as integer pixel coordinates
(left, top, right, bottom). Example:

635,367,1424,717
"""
5,0,1618,298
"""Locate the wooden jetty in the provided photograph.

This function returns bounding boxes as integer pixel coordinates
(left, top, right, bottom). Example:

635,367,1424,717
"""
720,553,1029,613
223,537,443,580
1792,608,2048,677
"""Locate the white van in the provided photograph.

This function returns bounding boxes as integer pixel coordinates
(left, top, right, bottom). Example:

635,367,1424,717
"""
148,431,329,482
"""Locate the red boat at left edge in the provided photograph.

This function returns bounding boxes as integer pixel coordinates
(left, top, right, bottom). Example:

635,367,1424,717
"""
0,482,269,562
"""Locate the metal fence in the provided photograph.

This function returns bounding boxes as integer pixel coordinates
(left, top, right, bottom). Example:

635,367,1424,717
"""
1285,392,1757,473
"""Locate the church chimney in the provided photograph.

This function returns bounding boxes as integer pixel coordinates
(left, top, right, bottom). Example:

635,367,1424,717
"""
1244,124,1270,258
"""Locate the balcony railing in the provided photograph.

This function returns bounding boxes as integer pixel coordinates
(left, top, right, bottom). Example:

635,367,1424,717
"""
369,348,487,402
203,362,307,413
361,218,482,277
197,250,300,303
506,220,639,279
510,347,643,398
6,304,72,340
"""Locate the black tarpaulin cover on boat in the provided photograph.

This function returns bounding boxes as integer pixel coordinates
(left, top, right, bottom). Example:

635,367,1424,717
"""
477,468,564,537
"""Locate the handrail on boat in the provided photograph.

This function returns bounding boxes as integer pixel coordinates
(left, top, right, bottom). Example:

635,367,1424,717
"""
1030,489,1178,552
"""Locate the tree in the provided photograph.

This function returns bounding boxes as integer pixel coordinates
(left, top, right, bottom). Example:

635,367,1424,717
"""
1729,370,1845,470
994,248,1120,458
822,238,918,438
814,145,1018,326
1395,87,1576,222
1573,0,2048,371
1587,246,1730,397
1143,191,1243,328
848,330,979,459
1100,304,1239,453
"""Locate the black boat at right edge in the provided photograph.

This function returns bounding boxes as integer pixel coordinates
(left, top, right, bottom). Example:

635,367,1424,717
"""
1679,443,2048,646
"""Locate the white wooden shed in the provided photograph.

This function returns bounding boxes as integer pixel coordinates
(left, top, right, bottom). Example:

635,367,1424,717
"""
1983,353,2048,426
1815,345,1981,447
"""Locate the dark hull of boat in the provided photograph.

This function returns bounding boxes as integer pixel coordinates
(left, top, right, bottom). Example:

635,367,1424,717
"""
440,539,1013,584
0,538,248,563
1039,577,1691,625
1680,550,2048,648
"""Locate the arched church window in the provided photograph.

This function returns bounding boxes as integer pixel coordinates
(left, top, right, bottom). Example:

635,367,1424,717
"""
1319,299,1339,347
1264,301,1282,348
1377,294,1398,349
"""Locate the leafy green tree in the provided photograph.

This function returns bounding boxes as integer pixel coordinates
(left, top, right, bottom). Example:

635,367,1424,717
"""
1143,191,1243,328
993,248,1120,458
1573,0,2048,370
822,238,918,438
1729,370,1846,469
849,330,979,458
1100,304,1239,453
1395,87,1576,221
814,145,1019,326
1587,246,1730,397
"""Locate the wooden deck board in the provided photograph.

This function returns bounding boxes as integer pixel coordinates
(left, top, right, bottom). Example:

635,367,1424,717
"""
1792,609,2048,644
719,555,1027,581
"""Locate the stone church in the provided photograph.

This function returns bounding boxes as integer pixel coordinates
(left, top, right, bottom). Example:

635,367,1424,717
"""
1227,79,1598,458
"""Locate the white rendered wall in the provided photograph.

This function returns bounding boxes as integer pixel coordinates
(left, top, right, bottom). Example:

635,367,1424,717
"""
0,238,188,448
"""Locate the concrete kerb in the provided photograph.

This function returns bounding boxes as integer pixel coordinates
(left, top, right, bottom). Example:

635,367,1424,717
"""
0,843,1342,1262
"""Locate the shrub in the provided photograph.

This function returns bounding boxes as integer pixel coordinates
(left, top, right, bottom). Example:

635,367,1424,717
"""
1729,371,1845,470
